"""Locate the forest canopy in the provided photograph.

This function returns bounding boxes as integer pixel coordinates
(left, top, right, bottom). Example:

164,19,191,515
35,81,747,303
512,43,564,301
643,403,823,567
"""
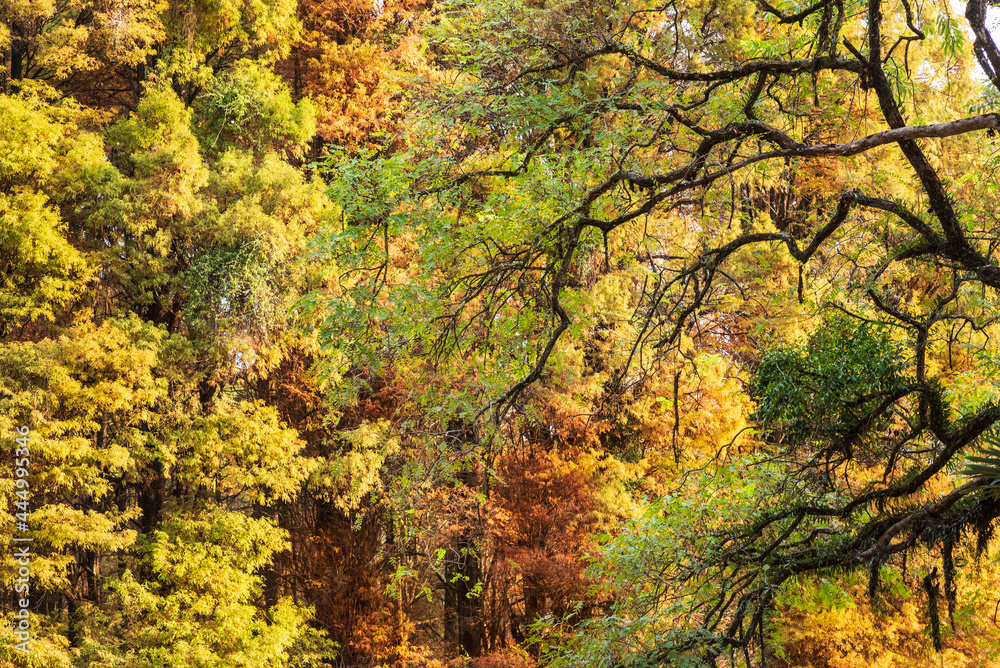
6,0,1000,666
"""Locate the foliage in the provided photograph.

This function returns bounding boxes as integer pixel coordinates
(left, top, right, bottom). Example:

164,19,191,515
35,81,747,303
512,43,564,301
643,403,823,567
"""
194,60,317,158
301,0,1000,663
88,508,335,667
0,14,333,663
752,316,909,456
277,0,431,147
9,0,1000,664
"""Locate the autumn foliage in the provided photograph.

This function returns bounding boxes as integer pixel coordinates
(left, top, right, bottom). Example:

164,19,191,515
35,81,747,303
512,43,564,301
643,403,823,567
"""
9,0,1000,666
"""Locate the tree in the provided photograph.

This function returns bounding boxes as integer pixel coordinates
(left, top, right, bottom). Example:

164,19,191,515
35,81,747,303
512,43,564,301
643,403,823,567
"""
0,85,99,338
307,0,1000,663
275,0,430,149
78,508,330,667
0,0,165,104
0,44,335,663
